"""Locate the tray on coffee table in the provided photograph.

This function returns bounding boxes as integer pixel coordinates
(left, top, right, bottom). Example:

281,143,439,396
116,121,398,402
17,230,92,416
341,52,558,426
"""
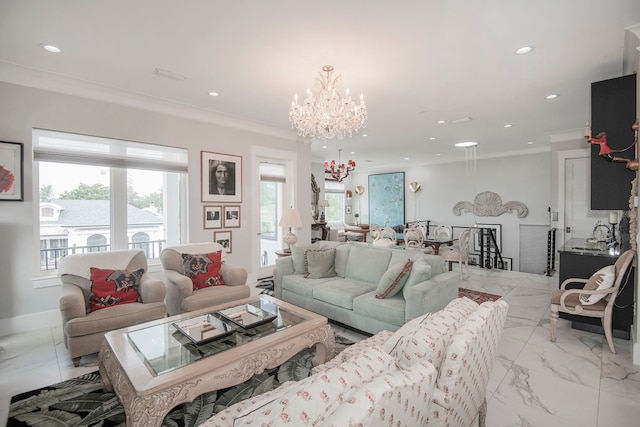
171,313,236,345
217,303,277,329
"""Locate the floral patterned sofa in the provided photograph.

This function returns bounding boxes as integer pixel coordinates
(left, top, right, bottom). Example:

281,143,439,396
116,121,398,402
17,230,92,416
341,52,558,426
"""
201,297,509,427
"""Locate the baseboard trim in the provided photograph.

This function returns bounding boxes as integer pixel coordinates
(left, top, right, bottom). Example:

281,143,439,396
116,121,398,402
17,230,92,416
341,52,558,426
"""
0,309,61,337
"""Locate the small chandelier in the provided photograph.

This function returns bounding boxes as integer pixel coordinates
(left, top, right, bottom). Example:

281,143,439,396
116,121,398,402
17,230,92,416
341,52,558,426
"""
324,149,355,182
289,65,367,140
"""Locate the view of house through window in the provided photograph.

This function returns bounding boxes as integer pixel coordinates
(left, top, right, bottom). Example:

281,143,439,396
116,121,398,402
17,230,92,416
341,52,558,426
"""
34,130,187,272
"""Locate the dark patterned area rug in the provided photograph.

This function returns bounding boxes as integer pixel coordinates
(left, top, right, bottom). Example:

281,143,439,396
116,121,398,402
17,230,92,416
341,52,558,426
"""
458,287,502,303
7,335,354,427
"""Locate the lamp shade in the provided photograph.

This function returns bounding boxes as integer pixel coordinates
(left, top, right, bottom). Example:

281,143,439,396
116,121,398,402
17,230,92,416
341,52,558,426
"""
354,185,365,195
279,207,303,229
319,200,330,207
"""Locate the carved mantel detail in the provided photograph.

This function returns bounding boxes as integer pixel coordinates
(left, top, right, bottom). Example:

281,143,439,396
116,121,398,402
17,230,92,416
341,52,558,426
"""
453,191,528,218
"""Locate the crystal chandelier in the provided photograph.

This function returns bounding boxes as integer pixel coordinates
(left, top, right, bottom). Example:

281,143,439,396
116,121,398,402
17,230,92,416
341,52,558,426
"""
289,65,367,140
324,149,355,182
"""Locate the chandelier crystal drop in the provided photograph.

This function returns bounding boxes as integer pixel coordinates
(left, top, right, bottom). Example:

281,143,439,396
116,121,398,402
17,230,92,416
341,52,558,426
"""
324,149,355,183
289,65,367,140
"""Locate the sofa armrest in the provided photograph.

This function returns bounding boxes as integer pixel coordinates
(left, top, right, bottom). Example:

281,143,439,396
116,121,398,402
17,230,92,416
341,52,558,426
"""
139,275,166,303
163,269,194,298
274,256,295,299
220,264,248,286
59,283,87,323
405,271,460,320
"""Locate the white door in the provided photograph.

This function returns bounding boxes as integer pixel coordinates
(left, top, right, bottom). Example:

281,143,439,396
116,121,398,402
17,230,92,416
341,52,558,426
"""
564,156,609,241
252,148,298,280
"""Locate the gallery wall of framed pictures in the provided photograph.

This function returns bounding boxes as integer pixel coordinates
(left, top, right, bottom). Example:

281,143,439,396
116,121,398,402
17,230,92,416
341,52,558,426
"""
201,151,243,253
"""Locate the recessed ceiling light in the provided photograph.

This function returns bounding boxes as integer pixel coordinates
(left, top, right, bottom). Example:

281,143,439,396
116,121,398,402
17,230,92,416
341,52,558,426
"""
350,151,356,155
404,157,410,160
322,145,327,149
545,94,559,100
504,124,513,128
40,43,60,53
208,91,219,97
436,153,441,156
437,120,446,124
417,110,426,114
362,134,368,137
515,46,534,55
527,141,534,145
454,141,478,147
429,137,436,140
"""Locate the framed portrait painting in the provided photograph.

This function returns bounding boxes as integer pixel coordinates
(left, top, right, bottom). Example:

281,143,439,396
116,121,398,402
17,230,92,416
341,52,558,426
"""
214,230,232,254
203,206,222,229
224,205,241,228
201,151,242,203
0,141,24,201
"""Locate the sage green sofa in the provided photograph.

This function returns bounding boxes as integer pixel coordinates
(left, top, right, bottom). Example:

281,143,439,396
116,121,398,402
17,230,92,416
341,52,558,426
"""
274,241,460,334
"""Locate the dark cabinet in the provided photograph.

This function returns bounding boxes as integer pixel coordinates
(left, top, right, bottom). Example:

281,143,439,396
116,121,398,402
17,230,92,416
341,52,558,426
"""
590,74,637,210
558,239,634,339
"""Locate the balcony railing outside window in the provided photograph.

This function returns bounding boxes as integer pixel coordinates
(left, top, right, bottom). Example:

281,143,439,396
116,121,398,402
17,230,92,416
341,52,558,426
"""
40,240,166,271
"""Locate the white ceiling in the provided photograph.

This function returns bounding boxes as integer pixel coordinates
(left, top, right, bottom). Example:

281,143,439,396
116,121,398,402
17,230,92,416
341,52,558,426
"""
1,1,640,168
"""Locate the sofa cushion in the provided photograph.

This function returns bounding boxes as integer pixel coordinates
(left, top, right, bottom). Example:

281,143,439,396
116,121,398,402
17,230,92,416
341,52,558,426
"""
334,244,351,277
282,275,335,299
353,292,406,326
580,264,615,304
233,345,396,426
345,245,392,284
88,267,143,312
402,257,432,300
305,248,337,279
390,297,479,370
323,360,437,426
313,279,376,309
375,259,413,299
182,251,225,290
381,311,432,353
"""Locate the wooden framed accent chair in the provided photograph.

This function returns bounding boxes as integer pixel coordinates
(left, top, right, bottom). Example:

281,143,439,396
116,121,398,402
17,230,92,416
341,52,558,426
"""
550,248,635,353
439,228,471,278
58,249,167,366
160,242,250,316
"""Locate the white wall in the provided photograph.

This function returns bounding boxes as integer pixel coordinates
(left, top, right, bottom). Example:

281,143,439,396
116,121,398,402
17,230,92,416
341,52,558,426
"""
0,81,310,330
334,152,552,271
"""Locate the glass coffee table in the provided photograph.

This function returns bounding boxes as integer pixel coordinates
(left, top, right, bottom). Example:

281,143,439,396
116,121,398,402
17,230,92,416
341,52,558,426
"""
98,295,335,427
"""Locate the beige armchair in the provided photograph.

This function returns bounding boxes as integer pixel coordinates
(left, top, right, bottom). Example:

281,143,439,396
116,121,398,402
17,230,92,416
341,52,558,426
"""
550,249,635,353
160,242,250,316
59,249,167,366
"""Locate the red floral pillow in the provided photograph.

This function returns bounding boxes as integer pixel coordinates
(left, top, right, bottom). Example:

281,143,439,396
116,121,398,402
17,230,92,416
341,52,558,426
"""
88,267,144,313
182,251,225,290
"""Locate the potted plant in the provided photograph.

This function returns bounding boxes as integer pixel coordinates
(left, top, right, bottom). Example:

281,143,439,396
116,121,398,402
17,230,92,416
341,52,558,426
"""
354,213,360,226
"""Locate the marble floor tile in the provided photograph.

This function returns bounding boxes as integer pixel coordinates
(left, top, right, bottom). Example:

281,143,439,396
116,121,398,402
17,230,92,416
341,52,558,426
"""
597,390,640,427
487,395,590,427
494,364,600,426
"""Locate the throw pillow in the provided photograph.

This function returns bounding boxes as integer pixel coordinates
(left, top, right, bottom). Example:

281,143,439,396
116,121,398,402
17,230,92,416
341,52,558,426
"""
182,251,225,290
290,244,311,274
305,248,337,279
88,267,143,312
402,257,432,300
375,259,413,299
580,265,615,305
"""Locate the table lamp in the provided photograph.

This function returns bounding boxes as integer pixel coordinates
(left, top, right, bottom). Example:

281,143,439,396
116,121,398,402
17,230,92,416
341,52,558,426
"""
279,207,303,251
319,199,330,223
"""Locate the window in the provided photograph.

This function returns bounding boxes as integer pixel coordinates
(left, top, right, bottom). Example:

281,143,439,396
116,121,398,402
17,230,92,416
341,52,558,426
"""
34,129,188,272
324,181,345,223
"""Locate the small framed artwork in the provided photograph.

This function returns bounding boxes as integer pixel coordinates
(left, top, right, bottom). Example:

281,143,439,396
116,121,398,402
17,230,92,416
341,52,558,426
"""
224,205,241,228
0,141,24,201
201,151,242,203
214,230,232,253
203,206,222,229
345,205,352,214
467,253,481,267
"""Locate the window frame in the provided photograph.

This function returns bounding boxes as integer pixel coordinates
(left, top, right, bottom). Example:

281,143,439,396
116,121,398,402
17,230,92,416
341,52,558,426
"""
32,129,188,278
